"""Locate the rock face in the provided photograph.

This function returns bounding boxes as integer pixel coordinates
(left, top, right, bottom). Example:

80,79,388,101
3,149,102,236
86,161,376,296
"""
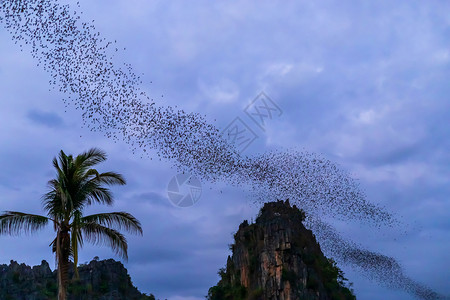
0,260,53,300
0,258,154,300
208,200,355,300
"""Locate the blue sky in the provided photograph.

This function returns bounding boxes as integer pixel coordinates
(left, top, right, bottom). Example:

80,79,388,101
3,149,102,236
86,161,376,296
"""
0,0,449,299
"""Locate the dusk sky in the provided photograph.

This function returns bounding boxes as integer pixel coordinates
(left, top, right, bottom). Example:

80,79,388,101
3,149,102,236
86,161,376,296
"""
0,1,449,299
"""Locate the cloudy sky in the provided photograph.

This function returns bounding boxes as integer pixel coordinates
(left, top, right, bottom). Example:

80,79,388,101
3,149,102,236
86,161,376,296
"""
0,0,449,299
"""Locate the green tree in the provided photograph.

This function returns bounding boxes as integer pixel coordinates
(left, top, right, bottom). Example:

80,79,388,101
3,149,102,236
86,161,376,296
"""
0,148,143,300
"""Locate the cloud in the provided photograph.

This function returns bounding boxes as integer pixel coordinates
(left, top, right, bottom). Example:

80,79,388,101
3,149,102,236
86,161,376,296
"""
198,78,240,104
26,110,65,128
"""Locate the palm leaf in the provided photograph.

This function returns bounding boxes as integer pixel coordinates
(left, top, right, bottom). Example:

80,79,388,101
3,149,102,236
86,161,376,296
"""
81,222,129,259
85,185,114,206
75,148,107,170
82,212,143,235
94,171,126,186
0,211,49,235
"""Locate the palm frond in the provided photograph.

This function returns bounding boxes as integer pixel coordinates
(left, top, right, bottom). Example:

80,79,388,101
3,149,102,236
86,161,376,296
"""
0,211,49,235
52,156,60,173
57,150,70,174
49,237,57,252
85,186,114,206
81,222,129,260
74,174,125,209
82,212,143,235
84,168,100,178
42,183,68,222
75,148,107,169
94,172,126,186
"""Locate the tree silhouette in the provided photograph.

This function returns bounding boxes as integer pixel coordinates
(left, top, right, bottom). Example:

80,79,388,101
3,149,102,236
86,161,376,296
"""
0,148,142,300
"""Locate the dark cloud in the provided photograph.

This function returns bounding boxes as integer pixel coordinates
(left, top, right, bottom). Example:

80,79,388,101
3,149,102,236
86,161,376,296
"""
26,110,65,128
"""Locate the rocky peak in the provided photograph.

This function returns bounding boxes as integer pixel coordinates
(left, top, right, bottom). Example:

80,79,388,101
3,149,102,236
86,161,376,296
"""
0,258,155,300
208,200,355,300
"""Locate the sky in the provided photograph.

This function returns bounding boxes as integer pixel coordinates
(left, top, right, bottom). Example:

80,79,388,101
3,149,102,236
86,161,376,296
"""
0,0,449,299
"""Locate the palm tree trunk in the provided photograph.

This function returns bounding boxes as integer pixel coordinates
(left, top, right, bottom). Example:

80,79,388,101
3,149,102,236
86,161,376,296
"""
57,229,70,300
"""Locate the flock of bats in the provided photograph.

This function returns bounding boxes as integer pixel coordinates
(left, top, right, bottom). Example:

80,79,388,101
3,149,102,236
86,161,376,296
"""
0,1,443,299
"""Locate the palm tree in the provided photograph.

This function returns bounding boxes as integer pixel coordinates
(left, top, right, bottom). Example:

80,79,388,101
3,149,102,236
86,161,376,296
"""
0,148,143,300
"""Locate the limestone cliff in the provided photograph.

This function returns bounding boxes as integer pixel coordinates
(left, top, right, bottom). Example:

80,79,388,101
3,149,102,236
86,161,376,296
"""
0,258,155,300
208,200,355,300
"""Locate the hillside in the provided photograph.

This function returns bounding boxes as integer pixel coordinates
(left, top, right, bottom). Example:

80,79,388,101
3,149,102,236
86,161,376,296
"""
208,200,355,300
0,258,155,300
